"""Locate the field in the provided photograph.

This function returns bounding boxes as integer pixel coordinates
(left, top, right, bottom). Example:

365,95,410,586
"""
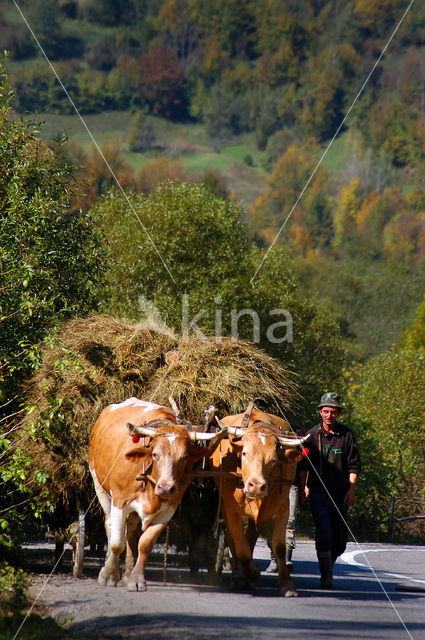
23,109,267,207
22,108,351,209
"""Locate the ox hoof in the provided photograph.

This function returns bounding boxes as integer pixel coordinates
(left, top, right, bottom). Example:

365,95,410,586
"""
280,587,298,597
98,568,119,587
127,581,147,592
230,577,256,593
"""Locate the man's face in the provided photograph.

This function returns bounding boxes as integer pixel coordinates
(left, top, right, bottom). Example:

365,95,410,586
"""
319,406,341,429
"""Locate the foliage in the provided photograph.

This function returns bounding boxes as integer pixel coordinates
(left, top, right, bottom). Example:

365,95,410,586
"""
348,348,425,512
293,253,425,361
128,109,156,153
0,560,64,640
0,64,105,545
135,156,185,193
0,70,104,402
402,295,425,350
138,44,189,118
90,181,343,423
0,562,27,615
251,143,334,252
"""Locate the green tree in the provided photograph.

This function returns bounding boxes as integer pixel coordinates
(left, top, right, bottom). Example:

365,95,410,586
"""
128,108,156,152
402,295,425,350
0,65,105,405
90,181,343,422
0,64,105,545
349,348,425,520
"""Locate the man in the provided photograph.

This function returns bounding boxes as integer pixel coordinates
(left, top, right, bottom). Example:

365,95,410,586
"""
265,481,299,573
299,392,361,588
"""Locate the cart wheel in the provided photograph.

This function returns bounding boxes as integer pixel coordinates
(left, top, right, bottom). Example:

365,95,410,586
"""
214,520,226,575
73,509,85,578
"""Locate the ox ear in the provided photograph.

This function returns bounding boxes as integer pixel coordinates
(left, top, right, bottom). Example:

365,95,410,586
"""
189,428,227,462
278,447,302,464
228,434,243,450
125,445,151,462
189,445,212,463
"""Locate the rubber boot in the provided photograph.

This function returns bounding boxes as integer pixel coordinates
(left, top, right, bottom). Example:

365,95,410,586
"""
265,552,278,573
286,548,294,573
317,550,333,588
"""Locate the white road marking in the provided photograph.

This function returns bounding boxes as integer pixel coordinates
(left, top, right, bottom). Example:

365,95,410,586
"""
341,548,425,585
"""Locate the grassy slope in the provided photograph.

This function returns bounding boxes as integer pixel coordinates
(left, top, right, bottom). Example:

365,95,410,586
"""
24,106,351,212
29,110,269,207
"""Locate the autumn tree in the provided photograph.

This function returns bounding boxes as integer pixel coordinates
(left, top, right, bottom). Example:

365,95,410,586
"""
135,156,185,193
250,143,333,252
139,43,188,119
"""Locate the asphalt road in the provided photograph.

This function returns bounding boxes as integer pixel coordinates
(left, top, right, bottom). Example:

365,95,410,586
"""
24,539,425,640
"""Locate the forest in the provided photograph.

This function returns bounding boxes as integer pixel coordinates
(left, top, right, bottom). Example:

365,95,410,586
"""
0,0,425,625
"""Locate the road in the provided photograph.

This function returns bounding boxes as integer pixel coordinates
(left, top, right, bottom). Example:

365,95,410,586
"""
23,539,425,640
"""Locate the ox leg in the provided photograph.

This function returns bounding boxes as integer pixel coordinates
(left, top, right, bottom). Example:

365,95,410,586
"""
245,520,260,580
123,513,142,584
271,515,298,597
127,522,166,592
223,511,255,591
98,504,126,587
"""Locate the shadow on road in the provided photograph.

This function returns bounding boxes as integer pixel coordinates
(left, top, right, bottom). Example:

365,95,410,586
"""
69,611,425,640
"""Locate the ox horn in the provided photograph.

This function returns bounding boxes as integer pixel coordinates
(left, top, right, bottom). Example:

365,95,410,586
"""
216,417,244,437
277,433,310,448
188,426,227,441
168,395,183,424
127,422,157,438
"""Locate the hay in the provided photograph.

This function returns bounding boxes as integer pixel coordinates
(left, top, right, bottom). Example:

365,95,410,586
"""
145,337,298,419
21,315,299,513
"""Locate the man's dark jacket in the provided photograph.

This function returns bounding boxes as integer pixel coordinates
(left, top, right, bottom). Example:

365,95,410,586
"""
299,422,361,497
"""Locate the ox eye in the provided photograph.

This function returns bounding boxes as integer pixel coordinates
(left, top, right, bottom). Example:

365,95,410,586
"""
242,451,247,457
152,451,160,460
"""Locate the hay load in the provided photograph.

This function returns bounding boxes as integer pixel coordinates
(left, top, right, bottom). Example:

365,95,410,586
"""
22,315,299,515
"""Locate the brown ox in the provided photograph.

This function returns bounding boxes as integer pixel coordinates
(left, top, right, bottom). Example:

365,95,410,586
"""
89,398,225,591
211,408,308,596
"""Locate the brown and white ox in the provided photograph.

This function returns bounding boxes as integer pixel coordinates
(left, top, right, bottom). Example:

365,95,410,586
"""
211,408,308,596
89,398,225,591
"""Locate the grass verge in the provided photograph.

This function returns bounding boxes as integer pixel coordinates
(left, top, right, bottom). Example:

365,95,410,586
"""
0,562,66,640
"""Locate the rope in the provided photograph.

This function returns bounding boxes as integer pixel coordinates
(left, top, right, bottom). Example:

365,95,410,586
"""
213,449,223,539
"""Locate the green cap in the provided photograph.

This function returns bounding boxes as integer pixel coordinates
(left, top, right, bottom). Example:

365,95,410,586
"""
318,392,343,410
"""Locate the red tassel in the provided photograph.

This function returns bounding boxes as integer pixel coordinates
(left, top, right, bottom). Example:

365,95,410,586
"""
302,447,309,457
132,434,140,443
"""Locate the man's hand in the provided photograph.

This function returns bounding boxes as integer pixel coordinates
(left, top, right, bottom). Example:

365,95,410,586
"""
300,485,309,509
344,483,356,506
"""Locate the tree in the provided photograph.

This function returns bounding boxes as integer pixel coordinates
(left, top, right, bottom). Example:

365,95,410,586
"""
135,156,185,193
128,109,156,152
0,64,105,543
90,181,343,422
402,295,425,350
0,65,105,406
250,143,333,252
349,348,425,516
139,43,188,119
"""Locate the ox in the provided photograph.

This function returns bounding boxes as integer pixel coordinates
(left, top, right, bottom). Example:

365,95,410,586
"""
89,398,225,591
211,407,308,596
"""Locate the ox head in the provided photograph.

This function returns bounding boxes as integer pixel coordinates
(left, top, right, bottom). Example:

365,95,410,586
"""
126,421,226,499
216,418,308,499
